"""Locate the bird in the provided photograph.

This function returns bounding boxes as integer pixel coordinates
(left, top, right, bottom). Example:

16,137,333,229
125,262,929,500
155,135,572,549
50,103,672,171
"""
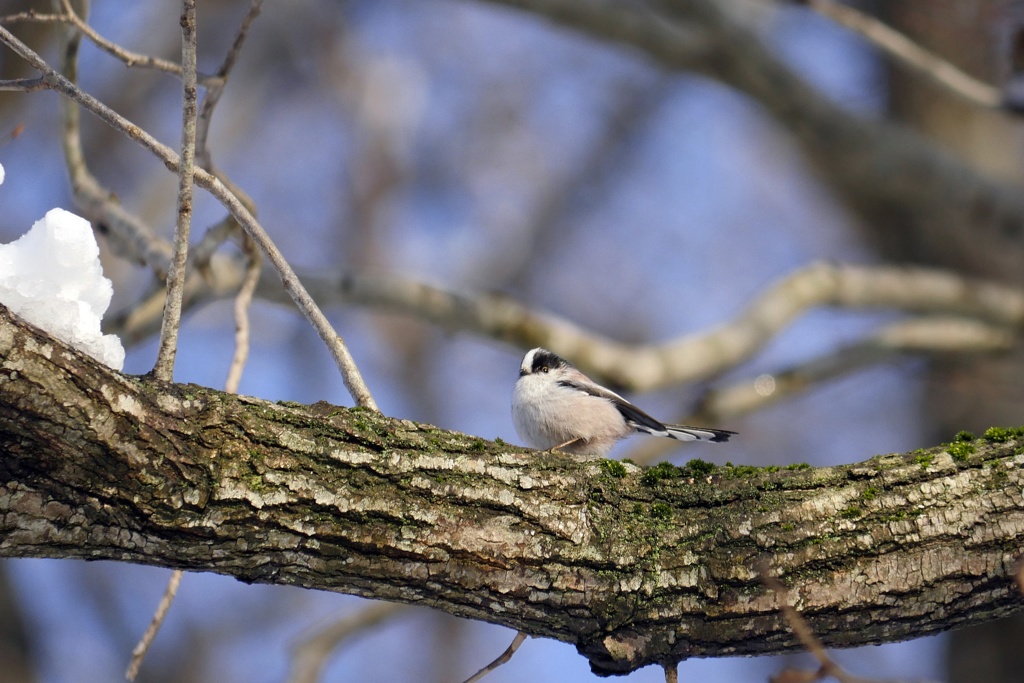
511,347,735,456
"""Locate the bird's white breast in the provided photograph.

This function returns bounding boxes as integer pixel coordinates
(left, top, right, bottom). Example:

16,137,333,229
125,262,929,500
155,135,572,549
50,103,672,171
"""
512,374,628,454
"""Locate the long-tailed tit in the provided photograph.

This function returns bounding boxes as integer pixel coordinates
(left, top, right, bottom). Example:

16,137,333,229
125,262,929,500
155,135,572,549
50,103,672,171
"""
512,347,735,456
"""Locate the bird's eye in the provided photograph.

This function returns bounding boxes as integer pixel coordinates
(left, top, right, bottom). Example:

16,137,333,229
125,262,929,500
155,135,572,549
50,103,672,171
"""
540,366,549,373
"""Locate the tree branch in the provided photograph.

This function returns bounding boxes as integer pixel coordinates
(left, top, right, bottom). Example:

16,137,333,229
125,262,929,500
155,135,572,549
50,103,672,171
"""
0,306,1022,675
108,261,1024,390
57,0,213,82
153,0,198,382
802,0,1004,110
461,631,528,683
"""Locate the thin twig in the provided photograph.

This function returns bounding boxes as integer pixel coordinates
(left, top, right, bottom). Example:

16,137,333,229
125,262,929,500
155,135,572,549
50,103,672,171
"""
201,172,378,409
460,631,528,683
184,1,263,301
759,564,887,683
59,0,217,84
0,11,68,24
225,235,261,393
153,0,198,382
287,602,408,683
0,77,48,91
192,217,241,272
125,569,182,681
196,0,263,160
803,0,1003,109
0,21,378,409
192,0,262,262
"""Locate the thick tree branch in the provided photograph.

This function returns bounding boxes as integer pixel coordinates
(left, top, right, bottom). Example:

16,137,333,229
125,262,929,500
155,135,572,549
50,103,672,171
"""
0,306,1022,676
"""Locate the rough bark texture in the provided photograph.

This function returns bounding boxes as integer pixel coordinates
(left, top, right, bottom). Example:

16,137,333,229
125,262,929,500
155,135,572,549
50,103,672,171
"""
0,306,1022,676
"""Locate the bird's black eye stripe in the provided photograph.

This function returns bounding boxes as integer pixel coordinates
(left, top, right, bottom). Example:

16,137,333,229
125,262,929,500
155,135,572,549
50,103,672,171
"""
530,349,568,374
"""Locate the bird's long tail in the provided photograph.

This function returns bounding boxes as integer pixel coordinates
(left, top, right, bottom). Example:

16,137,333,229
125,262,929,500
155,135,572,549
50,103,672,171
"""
634,423,736,443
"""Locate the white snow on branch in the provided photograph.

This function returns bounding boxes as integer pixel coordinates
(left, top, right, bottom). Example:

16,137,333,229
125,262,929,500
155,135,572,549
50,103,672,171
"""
0,197,125,370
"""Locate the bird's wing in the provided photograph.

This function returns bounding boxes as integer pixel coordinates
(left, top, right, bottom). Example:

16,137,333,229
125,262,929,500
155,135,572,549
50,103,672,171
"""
556,377,666,433
557,375,737,443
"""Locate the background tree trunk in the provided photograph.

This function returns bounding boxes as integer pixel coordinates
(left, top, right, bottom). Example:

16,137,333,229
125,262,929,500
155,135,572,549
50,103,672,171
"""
880,4,1024,681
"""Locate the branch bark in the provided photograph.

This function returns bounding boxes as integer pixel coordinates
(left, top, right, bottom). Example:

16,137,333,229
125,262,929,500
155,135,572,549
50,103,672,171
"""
0,305,1022,676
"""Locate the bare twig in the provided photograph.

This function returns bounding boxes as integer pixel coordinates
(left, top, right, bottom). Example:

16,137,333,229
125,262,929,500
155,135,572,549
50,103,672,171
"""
225,236,262,392
759,565,892,683
125,569,182,681
58,0,218,84
0,22,377,409
202,176,378,409
195,0,263,160
192,217,242,272
803,0,1003,109
153,0,198,382
0,77,48,91
191,0,262,268
460,631,528,683
287,602,408,683
211,0,263,82
0,10,68,24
